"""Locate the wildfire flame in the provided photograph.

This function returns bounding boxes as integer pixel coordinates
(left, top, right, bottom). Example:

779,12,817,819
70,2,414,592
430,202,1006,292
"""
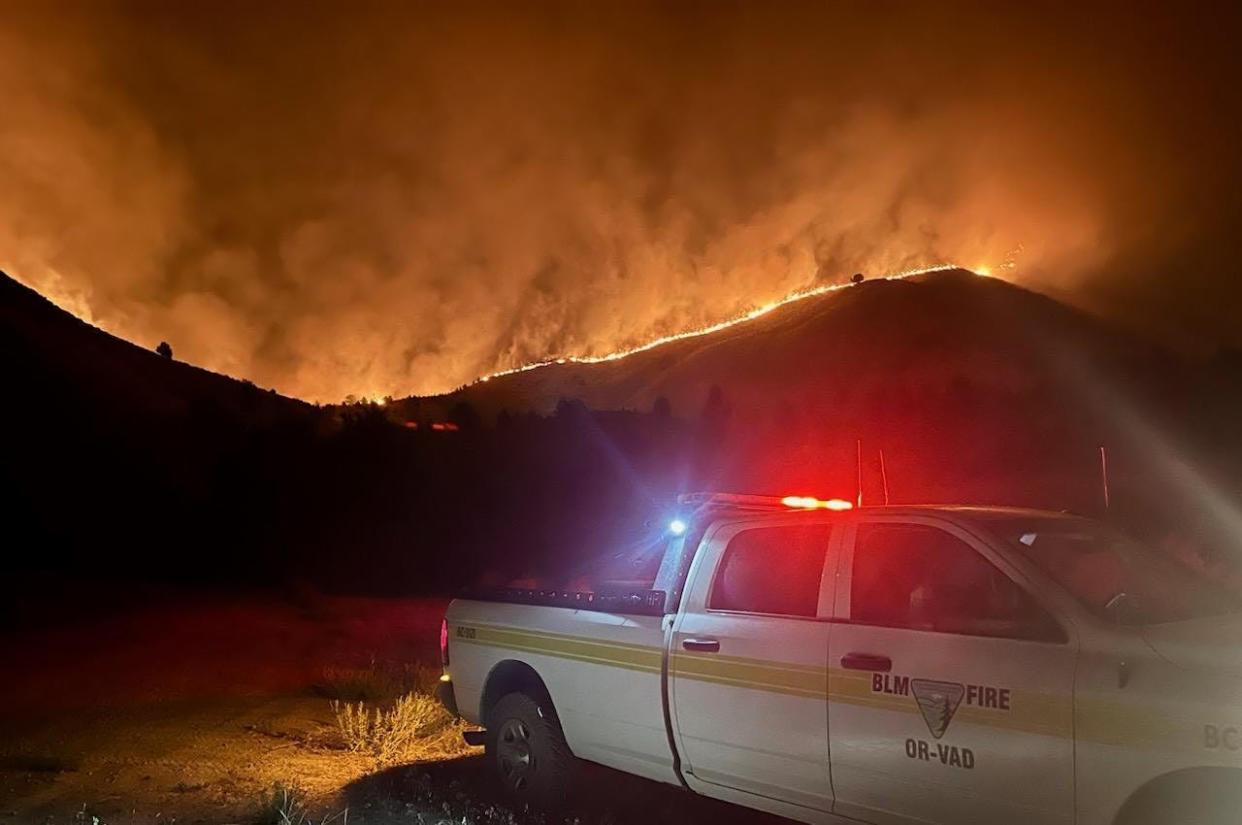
472,263,983,387
15,254,999,401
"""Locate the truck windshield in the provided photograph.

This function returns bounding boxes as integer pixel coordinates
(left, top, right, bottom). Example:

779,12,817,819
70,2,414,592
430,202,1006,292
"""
979,516,1242,625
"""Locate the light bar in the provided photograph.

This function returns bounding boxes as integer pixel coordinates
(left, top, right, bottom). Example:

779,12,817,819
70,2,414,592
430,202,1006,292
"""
677,492,853,512
780,496,853,511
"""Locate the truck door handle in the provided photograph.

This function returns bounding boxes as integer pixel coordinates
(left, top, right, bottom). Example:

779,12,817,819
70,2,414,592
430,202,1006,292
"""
682,638,720,653
841,652,892,672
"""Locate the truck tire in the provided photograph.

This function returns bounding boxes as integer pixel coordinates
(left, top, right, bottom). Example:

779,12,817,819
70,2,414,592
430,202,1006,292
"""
485,691,573,806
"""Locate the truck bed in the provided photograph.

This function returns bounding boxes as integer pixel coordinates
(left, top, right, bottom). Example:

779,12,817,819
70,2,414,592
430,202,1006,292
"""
445,599,680,786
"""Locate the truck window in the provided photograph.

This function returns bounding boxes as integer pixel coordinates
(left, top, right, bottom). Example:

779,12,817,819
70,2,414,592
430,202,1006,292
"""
979,515,1242,624
708,525,832,617
850,524,1065,642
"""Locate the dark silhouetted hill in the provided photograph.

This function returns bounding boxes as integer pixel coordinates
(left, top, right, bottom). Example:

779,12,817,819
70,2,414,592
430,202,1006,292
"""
1,271,320,610
418,270,1178,421
0,272,309,421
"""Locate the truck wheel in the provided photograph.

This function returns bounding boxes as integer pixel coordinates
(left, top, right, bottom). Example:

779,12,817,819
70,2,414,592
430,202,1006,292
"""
485,691,573,806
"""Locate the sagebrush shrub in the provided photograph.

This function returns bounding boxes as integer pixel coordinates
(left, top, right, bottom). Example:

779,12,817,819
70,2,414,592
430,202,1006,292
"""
331,691,465,762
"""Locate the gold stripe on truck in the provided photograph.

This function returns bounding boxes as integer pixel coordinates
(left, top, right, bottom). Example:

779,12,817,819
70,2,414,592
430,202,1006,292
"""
451,623,1229,752
454,624,663,674
672,650,825,698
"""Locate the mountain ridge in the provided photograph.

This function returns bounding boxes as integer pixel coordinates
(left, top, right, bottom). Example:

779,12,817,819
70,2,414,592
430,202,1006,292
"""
408,268,1180,423
0,270,308,420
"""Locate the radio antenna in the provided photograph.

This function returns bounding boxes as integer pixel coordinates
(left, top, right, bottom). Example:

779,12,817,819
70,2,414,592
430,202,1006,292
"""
1099,445,1111,511
856,439,864,508
879,448,890,505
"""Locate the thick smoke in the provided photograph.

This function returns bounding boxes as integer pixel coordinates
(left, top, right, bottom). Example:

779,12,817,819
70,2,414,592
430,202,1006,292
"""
1,2,1239,401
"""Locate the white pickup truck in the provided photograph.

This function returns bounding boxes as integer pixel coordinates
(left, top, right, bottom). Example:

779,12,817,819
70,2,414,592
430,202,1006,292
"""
438,493,1242,825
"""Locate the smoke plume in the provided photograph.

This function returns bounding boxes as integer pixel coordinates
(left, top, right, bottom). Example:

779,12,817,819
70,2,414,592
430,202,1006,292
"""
2,2,1239,401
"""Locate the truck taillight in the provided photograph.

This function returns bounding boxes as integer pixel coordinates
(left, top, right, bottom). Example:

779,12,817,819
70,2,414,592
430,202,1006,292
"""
440,617,450,667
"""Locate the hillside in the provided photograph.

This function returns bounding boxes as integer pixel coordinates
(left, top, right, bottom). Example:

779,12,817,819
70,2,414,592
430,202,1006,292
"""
0,270,321,599
0,269,690,598
0,271,308,422
414,270,1178,422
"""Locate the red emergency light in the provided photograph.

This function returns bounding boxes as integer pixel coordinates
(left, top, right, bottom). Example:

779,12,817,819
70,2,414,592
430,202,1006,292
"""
678,492,854,512
780,495,853,511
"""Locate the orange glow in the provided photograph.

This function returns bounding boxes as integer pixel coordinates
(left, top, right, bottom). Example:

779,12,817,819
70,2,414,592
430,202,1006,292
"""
471,264,966,385
430,421,460,432
781,496,853,511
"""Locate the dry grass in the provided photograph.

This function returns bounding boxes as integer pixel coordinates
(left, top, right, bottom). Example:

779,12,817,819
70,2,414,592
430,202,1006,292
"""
332,691,471,763
257,783,350,825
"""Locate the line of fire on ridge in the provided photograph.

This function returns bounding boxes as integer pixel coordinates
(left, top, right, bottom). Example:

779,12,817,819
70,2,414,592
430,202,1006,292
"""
464,263,975,389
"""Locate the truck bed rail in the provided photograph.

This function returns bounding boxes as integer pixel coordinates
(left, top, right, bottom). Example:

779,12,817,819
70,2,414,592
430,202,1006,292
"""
460,586,668,616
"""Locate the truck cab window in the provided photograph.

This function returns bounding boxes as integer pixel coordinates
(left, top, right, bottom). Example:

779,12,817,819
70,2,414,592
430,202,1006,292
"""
708,525,832,617
851,524,1065,642
981,515,1242,624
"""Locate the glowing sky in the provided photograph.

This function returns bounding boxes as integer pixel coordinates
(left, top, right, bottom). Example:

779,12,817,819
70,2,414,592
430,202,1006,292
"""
2,2,1239,401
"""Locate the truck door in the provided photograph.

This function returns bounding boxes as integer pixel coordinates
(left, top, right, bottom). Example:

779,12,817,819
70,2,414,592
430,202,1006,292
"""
669,519,837,813
827,517,1076,825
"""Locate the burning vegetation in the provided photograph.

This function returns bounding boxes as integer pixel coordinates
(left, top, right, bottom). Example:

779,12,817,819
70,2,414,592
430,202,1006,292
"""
3,4,1241,401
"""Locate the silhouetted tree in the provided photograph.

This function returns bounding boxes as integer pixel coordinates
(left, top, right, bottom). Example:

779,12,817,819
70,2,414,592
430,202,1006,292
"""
652,395,672,417
851,272,865,284
555,397,590,420
156,341,173,359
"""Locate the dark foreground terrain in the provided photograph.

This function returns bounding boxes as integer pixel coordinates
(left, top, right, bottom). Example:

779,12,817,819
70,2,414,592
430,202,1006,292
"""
0,595,782,825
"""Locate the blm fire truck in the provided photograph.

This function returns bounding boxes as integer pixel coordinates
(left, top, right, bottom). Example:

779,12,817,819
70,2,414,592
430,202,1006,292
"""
438,493,1242,825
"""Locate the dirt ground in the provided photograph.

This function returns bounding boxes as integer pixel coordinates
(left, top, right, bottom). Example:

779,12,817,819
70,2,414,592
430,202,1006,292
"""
1,694,371,823
0,595,785,825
